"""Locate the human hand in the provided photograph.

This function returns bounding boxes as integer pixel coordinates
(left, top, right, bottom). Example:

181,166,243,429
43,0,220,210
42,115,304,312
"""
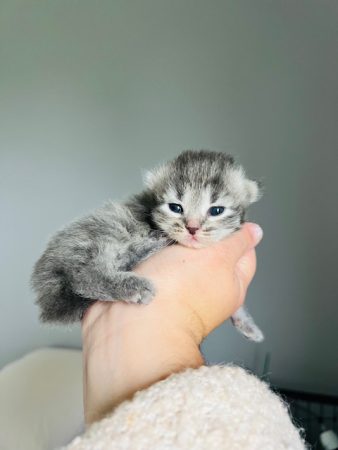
82,223,263,424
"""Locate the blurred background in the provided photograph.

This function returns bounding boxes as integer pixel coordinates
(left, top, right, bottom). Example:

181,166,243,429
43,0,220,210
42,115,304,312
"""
1,0,337,407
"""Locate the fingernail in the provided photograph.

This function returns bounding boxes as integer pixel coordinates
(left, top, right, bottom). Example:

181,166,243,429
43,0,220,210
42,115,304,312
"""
249,223,263,244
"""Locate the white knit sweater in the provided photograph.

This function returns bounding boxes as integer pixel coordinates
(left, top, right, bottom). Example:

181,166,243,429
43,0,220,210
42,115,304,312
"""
65,365,306,450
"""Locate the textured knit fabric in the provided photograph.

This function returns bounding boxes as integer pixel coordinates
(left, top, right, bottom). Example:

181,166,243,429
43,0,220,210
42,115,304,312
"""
65,365,306,450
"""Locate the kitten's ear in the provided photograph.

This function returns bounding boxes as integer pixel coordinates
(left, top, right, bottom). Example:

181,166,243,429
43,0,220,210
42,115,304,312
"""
243,178,262,205
142,170,156,188
142,165,168,189
227,166,262,206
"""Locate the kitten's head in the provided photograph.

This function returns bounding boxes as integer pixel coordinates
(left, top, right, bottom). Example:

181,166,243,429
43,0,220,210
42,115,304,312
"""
143,150,261,248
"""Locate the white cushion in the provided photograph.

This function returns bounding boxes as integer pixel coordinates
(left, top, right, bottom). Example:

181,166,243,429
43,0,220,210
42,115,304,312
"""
0,348,84,450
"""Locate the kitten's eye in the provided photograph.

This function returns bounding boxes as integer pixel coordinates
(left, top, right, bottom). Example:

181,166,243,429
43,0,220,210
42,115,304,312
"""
168,203,183,214
208,206,225,216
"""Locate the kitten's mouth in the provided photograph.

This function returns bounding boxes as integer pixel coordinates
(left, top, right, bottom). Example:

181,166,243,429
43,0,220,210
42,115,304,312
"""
181,234,204,248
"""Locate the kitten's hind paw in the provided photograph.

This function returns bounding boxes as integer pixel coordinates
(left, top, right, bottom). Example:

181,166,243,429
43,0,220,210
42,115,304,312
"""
232,318,264,342
231,308,264,342
242,324,264,342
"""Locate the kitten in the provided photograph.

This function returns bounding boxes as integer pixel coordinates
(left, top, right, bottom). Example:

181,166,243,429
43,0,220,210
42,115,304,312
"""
31,150,263,342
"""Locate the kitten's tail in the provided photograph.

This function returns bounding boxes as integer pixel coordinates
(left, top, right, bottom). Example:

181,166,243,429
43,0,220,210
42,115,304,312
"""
31,259,93,324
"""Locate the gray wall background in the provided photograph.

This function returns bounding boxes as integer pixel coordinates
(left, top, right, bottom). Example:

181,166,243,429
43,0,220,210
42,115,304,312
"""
1,0,337,395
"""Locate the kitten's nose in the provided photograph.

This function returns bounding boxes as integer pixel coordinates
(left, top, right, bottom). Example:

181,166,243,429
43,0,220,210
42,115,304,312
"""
186,226,199,235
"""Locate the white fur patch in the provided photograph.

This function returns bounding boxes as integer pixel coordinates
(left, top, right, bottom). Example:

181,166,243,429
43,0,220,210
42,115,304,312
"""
162,188,180,204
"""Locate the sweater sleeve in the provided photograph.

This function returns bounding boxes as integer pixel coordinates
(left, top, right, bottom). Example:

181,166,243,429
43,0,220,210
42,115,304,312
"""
64,365,306,450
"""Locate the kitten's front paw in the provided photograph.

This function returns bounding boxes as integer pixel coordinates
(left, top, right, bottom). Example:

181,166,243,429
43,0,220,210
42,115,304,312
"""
123,275,155,305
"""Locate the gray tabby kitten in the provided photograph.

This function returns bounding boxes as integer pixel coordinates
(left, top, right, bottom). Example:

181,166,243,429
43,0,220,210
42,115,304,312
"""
31,150,263,342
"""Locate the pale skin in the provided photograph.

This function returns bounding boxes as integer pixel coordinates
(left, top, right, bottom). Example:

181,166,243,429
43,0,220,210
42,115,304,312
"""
82,222,263,425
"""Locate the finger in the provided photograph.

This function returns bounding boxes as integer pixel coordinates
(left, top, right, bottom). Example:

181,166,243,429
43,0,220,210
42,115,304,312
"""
236,248,257,287
235,249,257,306
219,223,263,263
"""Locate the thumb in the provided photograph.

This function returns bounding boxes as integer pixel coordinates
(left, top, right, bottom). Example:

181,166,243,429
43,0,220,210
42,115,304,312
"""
219,223,263,264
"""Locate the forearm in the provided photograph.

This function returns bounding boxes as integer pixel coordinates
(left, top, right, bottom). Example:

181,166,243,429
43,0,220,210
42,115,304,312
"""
82,298,204,425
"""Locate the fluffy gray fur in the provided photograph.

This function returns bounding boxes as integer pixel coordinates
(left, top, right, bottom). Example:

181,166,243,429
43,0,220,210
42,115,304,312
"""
31,150,263,342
